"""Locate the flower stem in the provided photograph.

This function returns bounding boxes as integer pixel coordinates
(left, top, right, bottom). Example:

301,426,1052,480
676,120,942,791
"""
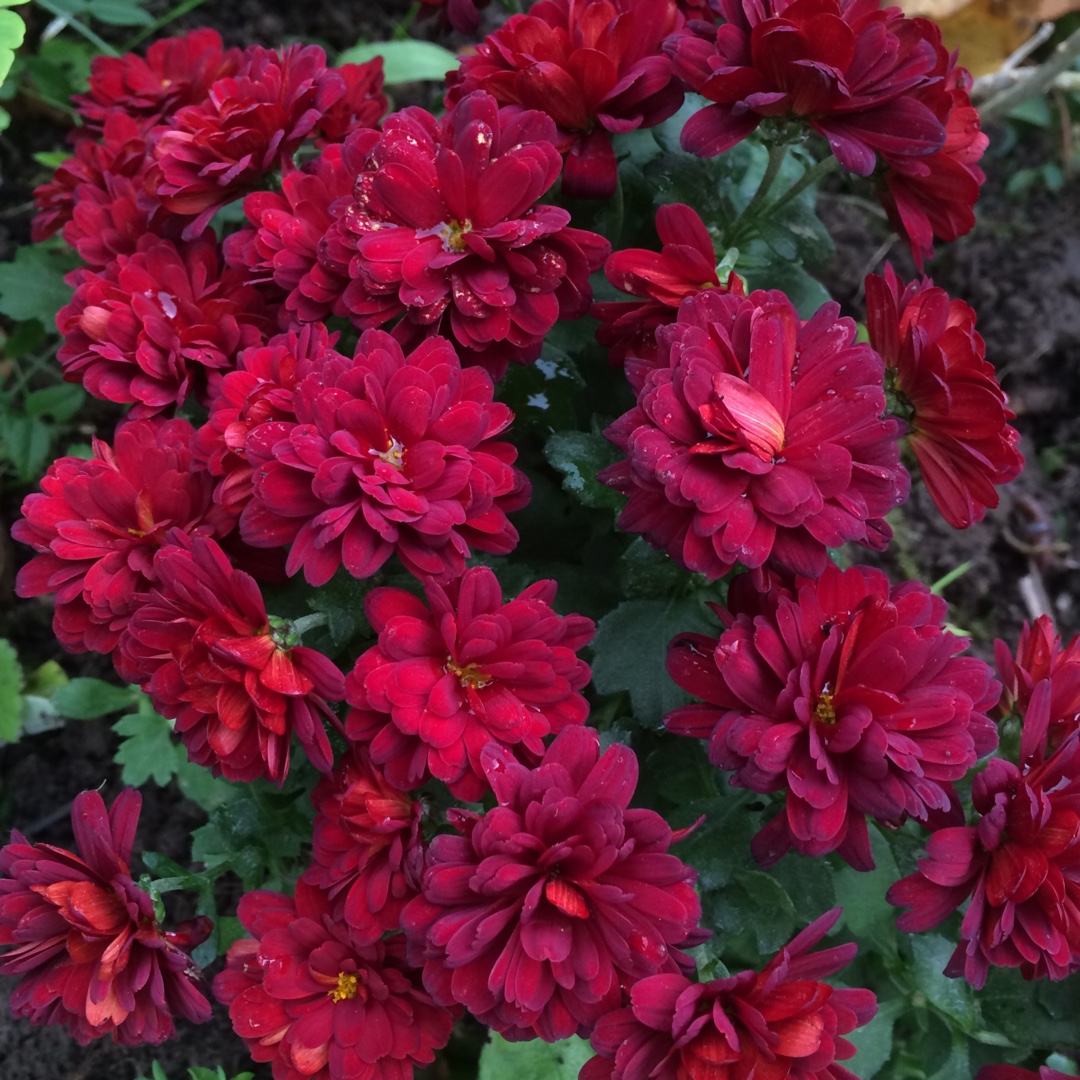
35,0,119,56
728,142,789,244
762,155,840,218
289,612,329,639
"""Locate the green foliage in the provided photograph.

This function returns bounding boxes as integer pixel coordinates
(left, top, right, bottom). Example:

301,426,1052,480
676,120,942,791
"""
591,597,718,726
0,0,28,89
0,638,22,741
0,241,77,324
543,429,624,510
478,1033,593,1080
53,677,135,720
337,39,459,84
137,1061,254,1080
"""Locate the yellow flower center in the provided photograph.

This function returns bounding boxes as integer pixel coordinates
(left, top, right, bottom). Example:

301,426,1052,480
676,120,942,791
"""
443,218,472,253
446,658,493,690
815,690,837,725
372,436,406,469
328,971,359,1003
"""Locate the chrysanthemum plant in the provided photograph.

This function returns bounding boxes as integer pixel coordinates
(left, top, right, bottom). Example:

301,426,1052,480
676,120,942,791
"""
4,2,1079,1078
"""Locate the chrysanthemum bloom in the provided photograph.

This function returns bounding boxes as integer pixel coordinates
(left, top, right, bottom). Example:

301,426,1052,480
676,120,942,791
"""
322,91,610,378
0,789,212,1045
223,141,359,325
314,59,387,145
193,324,346,517
302,747,424,943
11,418,233,656
888,698,1080,988
865,264,1022,530
599,288,908,579
446,0,684,199
239,330,529,585
214,881,455,1080
417,0,492,34
666,563,1000,870
667,0,947,173
73,28,243,132
995,616,1080,751
119,535,345,783
57,232,267,416
401,726,703,1041
153,44,346,238
32,112,152,244
879,47,986,266
581,908,877,1080
344,565,595,800
593,203,742,374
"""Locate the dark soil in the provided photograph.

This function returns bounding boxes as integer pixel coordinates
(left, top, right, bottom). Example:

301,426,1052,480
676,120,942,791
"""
2,4,1080,1077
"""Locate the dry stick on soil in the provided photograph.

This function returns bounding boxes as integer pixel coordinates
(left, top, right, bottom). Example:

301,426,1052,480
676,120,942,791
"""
976,25,1080,119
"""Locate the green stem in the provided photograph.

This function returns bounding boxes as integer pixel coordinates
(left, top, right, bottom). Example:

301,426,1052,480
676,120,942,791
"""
123,0,209,51
727,142,789,245
394,1,422,39
762,154,840,218
34,0,119,56
288,612,329,638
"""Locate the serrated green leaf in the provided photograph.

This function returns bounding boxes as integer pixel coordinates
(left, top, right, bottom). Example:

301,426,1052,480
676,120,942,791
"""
0,243,77,323
113,704,183,787
544,430,624,510
911,933,983,1034
834,825,900,958
53,677,134,719
24,383,85,422
338,39,458,84
847,997,904,1080
0,638,22,741
591,597,717,726
478,1033,593,1080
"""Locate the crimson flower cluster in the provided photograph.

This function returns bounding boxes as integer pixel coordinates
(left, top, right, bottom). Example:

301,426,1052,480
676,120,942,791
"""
600,287,908,579
0,790,211,1045
667,0,986,261
237,330,529,585
402,726,704,1041
345,565,595,799
666,564,1000,870
581,909,877,1080
214,881,455,1080
889,632,1080,988
865,265,1023,529
446,0,685,199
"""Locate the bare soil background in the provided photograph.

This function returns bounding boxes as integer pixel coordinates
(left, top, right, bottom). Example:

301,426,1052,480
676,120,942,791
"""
1,2,1079,1076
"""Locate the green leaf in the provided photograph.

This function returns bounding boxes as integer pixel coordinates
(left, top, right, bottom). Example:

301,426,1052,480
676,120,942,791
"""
834,825,900,958
337,39,459,85
304,567,372,649
0,638,22,741
911,933,983,1034
83,0,154,24
53,677,134,720
24,383,85,422
543,430,623,510
591,597,717,726
847,998,904,1080
0,7,24,88
113,700,183,787
478,1033,593,1080
709,868,796,956
0,242,78,323
618,537,692,600
496,345,587,433
0,412,52,483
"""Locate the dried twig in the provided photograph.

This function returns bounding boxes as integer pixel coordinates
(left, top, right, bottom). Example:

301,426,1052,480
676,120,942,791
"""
976,26,1080,121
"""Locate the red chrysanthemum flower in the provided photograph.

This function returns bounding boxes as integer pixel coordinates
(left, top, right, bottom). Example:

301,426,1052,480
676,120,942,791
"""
223,141,359,325
593,203,745,373
667,0,947,173
879,43,986,266
322,90,610,378
446,0,684,199
344,565,595,800
314,59,388,145
666,563,1000,870
302,747,424,943
32,112,152,245
995,616,1080,751
119,535,345,784
866,264,1023,530
888,696,1080,988
581,908,877,1080
153,44,346,237
57,232,267,416
73,29,243,132
11,417,234,656
239,330,529,586
401,726,703,1042
416,0,492,34
0,789,212,1046
193,324,346,517
599,287,909,579
214,881,455,1080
